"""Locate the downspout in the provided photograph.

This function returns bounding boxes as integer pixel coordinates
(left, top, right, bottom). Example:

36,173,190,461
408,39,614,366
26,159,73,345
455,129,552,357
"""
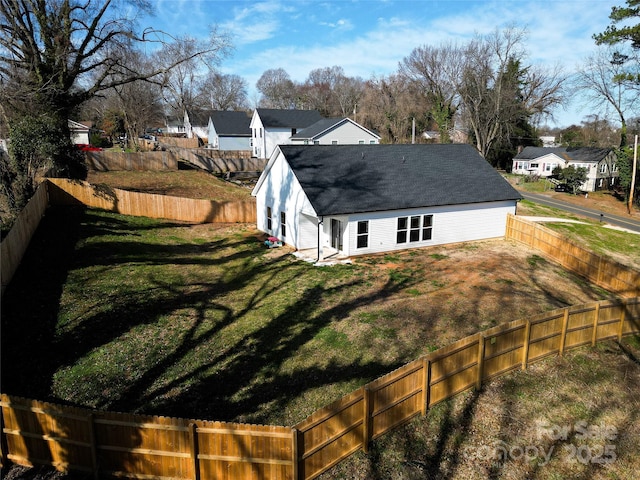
316,216,324,263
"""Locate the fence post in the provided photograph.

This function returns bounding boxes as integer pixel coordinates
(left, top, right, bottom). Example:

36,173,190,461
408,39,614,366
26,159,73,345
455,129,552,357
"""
522,320,532,370
422,357,431,416
362,386,371,454
559,308,570,356
291,428,299,480
86,414,99,480
592,302,601,346
189,423,200,480
476,333,485,389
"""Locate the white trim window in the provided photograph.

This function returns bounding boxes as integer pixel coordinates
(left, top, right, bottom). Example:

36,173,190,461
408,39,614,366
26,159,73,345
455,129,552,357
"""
599,163,607,173
356,221,369,248
266,207,272,231
280,212,286,238
397,215,433,244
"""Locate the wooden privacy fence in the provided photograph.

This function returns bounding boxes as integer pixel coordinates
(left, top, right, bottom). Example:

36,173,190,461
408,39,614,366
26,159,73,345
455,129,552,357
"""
0,396,295,480
0,182,48,295
85,151,179,171
47,178,256,224
2,297,639,479
506,214,640,297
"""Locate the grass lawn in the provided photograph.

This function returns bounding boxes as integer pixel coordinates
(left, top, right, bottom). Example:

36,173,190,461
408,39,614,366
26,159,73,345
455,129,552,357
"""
2,203,639,479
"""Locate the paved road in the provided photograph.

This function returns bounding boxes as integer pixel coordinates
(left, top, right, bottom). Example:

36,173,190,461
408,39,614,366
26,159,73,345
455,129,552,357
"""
519,192,640,234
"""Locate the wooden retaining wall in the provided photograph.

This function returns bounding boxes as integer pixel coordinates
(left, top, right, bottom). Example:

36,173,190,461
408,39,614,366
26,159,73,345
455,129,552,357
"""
170,147,265,174
85,151,179,171
2,298,638,479
506,214,640,297
46,178,256,224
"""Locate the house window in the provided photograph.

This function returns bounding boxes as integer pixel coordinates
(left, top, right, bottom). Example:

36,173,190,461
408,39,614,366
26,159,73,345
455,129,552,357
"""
370,140,376,144
359,140,365,144
397,215,433,243
612,163,618,172
260,128,263,138
313,140,320,145
280,212,286,237
292,128,297,135
530,163,539,169
600,163,607,173
266,207,272,231
331,140,338,145
397,217,408,243
356,221,369,248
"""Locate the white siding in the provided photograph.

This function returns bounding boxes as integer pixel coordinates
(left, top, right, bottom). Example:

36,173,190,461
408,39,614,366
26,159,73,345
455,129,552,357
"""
253,151,316,248
292,121,379,145
342,201,517,256
298,213,319,250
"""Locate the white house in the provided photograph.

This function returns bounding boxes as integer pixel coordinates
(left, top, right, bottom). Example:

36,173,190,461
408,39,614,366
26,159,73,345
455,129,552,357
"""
184,110,212,140
512,147,618,192
250,109,323,159
252,144,522,261
69,120,93,145
164,116,186,135
207,111,251,150
289,117,380,145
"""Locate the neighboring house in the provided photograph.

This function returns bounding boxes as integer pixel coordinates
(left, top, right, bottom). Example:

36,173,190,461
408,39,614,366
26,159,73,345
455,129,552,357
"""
69,120,95,145
289,117,380,145
512,146,618,192
250,109,323,159
207,111,251,150
252,144,522,260
184,110,213,140
164,116,186,135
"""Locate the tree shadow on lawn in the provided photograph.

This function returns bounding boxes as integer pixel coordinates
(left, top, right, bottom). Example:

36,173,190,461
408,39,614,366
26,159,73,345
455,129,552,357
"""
1,207,260,400
2,205,417,427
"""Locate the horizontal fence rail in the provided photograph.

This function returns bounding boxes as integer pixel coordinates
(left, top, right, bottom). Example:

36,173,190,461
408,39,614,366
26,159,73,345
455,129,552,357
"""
506,214,640,297
47,178,257,224
292,297,640,479
2,298,638,479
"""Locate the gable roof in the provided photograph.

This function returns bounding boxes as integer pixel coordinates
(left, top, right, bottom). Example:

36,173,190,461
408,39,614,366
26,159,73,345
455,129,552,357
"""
255,108,323,129
210,111,251,136
514,147,612,163
290,117,380,140
186,110,216,127
276,144,521,216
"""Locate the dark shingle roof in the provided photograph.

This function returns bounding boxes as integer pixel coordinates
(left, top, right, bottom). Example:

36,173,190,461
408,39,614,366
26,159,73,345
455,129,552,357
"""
280,144,522,216
256,108,323,128
514,146,612,162
291,117,344,139
210,111,251,136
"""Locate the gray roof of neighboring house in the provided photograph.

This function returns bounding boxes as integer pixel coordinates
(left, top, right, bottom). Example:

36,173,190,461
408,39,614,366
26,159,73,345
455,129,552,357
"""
210,111,251,136
514,147,612,162
290,117,380,140
279,144,522,216
256,108,323,128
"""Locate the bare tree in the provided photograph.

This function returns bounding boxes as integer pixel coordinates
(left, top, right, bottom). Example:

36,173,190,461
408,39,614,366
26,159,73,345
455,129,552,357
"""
0,0,229,214
399,43,465,142
359,74,422,143
459,28,565,159
575,45,639,146
300,66,345,116
198,72,248,110
256,68,298,109
158,34,229,117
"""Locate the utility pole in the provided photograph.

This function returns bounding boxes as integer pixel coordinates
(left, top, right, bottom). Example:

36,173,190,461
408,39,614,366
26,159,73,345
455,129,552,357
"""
629,135,638,214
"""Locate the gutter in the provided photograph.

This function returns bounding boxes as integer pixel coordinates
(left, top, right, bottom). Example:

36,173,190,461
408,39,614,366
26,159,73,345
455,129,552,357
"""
316,216,323,262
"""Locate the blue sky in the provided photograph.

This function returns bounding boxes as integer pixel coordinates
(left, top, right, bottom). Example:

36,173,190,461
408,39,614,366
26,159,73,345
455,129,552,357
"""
141,0,620,127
